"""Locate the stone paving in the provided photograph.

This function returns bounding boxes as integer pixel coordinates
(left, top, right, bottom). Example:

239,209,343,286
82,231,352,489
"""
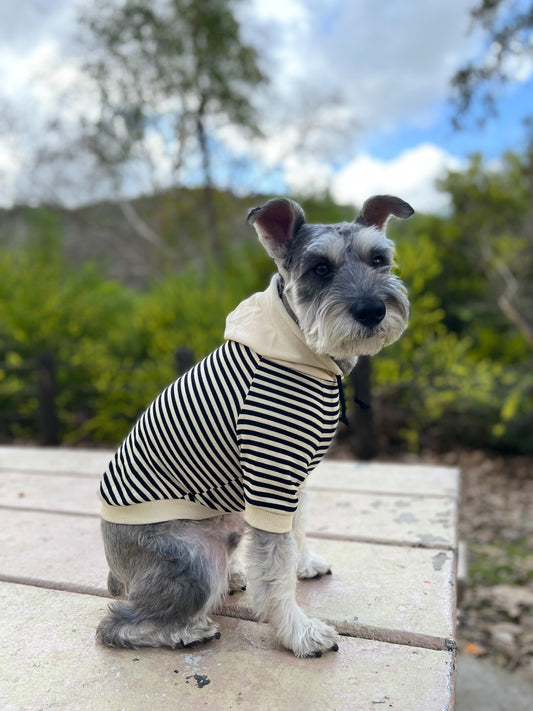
0,447,459,710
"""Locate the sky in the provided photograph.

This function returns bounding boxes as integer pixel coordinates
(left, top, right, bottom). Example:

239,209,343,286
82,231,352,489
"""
0,0,531,214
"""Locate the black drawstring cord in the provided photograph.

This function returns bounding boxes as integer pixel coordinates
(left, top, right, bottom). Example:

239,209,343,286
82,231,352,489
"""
336,376,370,427
337,376,349,426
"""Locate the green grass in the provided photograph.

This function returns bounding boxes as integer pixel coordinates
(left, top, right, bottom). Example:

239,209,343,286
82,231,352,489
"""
469,540,533,586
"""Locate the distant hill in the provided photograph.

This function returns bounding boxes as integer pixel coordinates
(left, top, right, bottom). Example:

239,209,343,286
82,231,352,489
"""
0,188,355,289
0,189,265,289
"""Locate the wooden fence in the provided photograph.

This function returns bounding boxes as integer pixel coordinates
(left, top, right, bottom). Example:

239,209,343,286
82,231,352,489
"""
0,347,196,447
0,349,375,458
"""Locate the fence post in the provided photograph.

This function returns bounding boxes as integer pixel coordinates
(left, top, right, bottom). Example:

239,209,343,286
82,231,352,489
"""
37,353,59,446
348,355,377,460
175,346,195,376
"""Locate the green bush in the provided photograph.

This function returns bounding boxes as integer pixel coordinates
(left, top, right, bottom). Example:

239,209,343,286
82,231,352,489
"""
0,220,274,443
1,191,532,452
373,216,533,453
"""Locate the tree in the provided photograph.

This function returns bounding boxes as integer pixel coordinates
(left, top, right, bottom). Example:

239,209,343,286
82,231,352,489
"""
439,148,533,351
448,2,533,348
75,0,266,256
451,0,533,127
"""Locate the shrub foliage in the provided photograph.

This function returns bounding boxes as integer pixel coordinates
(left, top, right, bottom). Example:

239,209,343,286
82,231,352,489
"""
1,166,532,452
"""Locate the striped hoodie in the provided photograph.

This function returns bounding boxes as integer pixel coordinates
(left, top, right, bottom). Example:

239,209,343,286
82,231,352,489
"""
100,276,344,533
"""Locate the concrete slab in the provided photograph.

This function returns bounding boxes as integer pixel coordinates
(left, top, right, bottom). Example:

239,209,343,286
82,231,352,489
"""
0,447,460,499
221,536,456,645
0,510,455,642
0,445,110,475
0,509,107,591
0,582,456,711
312,460,459,497
1,472,457,550
306,489,457,549
1,470,100,514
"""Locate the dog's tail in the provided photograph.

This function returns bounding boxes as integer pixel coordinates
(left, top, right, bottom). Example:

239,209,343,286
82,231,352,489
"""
96,598,222,649
96,600,148,649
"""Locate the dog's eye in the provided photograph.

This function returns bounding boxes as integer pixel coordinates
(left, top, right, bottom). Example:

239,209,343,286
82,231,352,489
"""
371,254,386,268
314,262,331,277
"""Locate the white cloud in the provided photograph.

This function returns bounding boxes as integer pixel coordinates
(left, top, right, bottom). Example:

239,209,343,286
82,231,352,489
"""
329,144,464,214
228,0,484,214
0,141,20,207
485,40,533,84
283,154,332,197
243,0,481,134
0,0,516,209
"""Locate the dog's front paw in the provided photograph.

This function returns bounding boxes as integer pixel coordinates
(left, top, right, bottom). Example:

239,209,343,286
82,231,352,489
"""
227,567,247,595
282,617,339,658
297,551,332,580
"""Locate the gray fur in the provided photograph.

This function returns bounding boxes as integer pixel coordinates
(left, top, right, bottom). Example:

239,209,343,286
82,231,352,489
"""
97,517,243,649
98,195,413,657
282,224,407,363
246,499,339,657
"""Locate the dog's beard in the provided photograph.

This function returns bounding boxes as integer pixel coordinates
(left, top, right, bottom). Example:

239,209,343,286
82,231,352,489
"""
296,298,408,359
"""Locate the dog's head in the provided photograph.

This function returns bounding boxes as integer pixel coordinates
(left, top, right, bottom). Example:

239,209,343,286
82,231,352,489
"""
247,196,413,361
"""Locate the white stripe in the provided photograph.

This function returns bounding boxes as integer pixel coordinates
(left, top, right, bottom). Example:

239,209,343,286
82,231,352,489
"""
101,342,339,518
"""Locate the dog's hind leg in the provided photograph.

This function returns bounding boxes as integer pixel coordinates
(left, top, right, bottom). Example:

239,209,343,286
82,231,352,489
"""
97,520,230,649
293,489,332,580
97,599,221,649
107,570,126,597
225,524,247,594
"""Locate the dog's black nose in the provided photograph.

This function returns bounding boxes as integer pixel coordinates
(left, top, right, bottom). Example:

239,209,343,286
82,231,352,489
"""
351,298,386,328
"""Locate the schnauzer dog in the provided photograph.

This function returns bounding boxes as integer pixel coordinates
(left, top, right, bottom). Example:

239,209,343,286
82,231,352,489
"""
97,195,413,658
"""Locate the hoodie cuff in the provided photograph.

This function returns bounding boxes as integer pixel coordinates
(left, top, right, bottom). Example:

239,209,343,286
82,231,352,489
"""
244,504,294,533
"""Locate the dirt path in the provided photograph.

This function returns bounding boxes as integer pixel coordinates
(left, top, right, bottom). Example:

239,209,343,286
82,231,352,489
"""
448,450,533,680
331,444,533,679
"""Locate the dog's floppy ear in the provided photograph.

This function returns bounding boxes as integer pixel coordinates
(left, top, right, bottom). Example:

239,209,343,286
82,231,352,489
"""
247,198,306,259
356,195,414,230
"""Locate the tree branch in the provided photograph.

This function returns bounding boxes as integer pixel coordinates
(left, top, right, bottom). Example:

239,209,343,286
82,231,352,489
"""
118,200,162,247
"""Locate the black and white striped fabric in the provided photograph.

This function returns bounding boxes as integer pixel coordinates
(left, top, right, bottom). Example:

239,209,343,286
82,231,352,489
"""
100,340,340,531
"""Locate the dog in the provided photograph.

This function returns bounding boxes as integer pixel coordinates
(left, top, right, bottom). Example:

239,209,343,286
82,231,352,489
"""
96,195,413,658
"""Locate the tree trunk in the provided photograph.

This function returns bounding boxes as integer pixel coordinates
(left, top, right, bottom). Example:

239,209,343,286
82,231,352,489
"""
348,356,377,460
196,113,222,262
37,353,59,446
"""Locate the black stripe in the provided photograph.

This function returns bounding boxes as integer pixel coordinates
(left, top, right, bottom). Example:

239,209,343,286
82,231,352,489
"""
239,441,309,465
237,414,323,443
244,382,339,414
190,356,242,471
241,458,307,485
243,490,296,512
251,374,339,411
259,356,338,390
129,412,188,499
101,340,339,519
106,458,139,504
237,428,316,460
169,369,247,512
241,395,336,434
121,427,171,502
133,416,190,500
244,478,300,500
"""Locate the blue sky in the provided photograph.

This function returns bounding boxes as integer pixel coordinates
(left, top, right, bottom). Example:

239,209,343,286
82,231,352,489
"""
232,0,532,212
389,75,530,152
0,0,531,213
363,88,531,163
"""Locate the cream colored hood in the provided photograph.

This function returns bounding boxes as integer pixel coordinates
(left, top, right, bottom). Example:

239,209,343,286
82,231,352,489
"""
224,275,342,381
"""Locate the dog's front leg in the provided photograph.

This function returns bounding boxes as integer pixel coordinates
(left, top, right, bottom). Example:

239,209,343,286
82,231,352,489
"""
247,526,339,657
293,489,332,579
